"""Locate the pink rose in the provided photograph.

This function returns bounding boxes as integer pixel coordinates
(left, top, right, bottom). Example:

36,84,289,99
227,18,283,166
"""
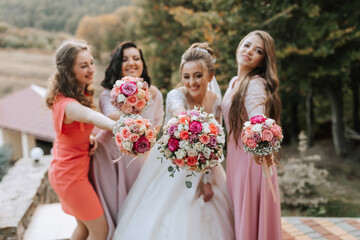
189,121,202,134
250,115,266,124
124,118,135,126
134,137,150,153
270,124,282,138
168,137,179,152
145,129,155,141
126,95,139,106
135,99,146,110
120,82,138,96
261,129,274,142
130,134,140,142
121,104,133,114
180,131,189,140
120,127,131,140
115,133,122,144
246,139,257,148
199,134,210,144
175,158,185,167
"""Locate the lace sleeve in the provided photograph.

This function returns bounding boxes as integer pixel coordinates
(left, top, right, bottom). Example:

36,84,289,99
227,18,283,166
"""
164,88,188,124
245,77,267,118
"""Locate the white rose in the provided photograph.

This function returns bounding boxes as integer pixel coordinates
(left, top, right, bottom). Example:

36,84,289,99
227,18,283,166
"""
178,124,184,132
203,147,211,158
174,131,181,138
265,119,275,126
115,80,124,86
244,121,251,128
162,135,170,145
209,118,217,124
122,141,133,151
216,135,225,144
187,148,197,157
202,123,210,134
137,81,143,89
179,140,190,150
117,94,126,103
191,116,198,121
184,125,189,131
194,142,204,152
138,125,147,134
168,118,179,125
175,149,186,159
252,123,263,133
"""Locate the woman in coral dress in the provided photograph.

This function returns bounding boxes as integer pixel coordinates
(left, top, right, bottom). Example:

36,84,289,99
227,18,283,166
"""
112,43,234,240
89,41,164,240
46,39,115,240
221,30,282,240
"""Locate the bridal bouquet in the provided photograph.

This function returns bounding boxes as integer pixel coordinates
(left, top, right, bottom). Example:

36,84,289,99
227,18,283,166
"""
241,114,283,202
109,76,151,115
158,107,225,188
113,114,156,158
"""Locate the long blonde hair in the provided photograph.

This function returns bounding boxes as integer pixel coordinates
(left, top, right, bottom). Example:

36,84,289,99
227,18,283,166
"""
229,30,281,146
46,39,95,109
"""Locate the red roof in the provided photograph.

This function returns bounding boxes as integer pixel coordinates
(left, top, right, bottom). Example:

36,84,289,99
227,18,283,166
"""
0,85,54,142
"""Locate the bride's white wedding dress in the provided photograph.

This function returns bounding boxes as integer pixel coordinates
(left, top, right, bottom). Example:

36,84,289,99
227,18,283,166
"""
112,87,234,240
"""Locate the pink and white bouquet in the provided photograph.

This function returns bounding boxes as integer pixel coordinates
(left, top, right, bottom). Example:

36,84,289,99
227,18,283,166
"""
113,114,156,157
109,76,151,115
241,114,283,202
241,115,283,159
158,107,225,188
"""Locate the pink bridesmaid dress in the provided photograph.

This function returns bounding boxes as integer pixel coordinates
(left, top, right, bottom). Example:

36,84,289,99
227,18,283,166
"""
221,76,282,240
89,88,164,240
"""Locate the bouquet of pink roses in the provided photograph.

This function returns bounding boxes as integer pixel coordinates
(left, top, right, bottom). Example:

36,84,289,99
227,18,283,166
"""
241,114,283,202
113,114,156,159
241,114,283,159
158,107,225,188
109,76,151,115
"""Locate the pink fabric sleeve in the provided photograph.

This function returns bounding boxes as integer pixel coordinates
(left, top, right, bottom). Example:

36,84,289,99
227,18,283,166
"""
245,77,267,118
99,89,116,116
152,88,164,127
52,95,77,134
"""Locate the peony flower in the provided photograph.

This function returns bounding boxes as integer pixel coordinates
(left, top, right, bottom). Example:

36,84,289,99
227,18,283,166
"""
175,158,185,167
186,156,198,166
135,99,146,110
199,134,210,144
246,139,257,148
250,115,266,124
144,129,154,140
120,82,138,96
134,137,150,153
261,129,274,142
189,121,202,134
168,138,180,152
180,130,189,140
120,127,131,140
126,95,139,106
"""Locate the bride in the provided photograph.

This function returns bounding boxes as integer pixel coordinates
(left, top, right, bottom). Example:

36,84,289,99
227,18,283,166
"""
112,43,234,240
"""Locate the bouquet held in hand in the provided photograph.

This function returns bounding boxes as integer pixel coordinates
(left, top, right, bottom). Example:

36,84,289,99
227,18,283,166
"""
113,114,156,161
241,114,283,201
110,76,151,115
158,107,225,188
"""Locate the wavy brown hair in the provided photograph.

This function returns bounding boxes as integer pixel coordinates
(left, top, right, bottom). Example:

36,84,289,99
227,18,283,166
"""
228,30,282,147
46,39,95,109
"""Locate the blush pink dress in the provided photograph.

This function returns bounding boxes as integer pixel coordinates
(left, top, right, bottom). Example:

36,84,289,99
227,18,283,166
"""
89,88,164,240
221,76,282,240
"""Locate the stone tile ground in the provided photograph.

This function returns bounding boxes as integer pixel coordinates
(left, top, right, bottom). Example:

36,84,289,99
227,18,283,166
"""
24,203,360,240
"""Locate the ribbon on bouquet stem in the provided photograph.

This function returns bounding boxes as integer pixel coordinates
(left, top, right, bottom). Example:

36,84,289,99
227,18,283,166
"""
261,156,277,203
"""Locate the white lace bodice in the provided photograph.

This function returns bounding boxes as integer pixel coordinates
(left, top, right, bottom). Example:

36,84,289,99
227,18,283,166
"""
164,87,222,124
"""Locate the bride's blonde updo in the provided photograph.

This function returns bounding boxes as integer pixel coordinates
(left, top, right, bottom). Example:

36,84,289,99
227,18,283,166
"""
180,42,215,77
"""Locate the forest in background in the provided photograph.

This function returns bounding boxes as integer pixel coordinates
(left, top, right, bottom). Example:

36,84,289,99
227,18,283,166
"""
1,0,360,216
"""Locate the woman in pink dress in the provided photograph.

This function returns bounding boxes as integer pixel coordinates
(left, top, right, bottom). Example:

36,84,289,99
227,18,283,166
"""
89,41,164,240
221,30,282,240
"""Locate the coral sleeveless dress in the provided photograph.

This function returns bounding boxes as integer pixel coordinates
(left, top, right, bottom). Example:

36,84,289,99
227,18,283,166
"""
48,94,103,221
